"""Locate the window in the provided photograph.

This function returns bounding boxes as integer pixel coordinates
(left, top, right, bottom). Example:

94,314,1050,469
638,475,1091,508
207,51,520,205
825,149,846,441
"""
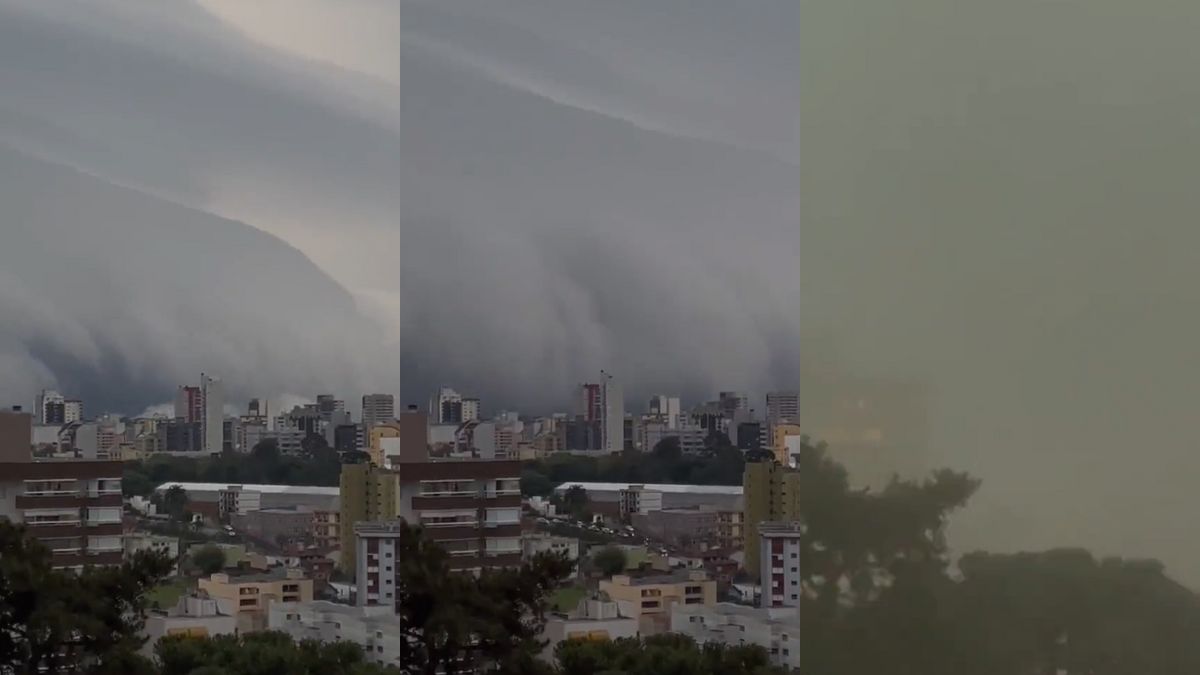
485,507,520,525
641,600,660,609
385,566,392,572
685,585,704,594
684,597,702,604
239,599,256,607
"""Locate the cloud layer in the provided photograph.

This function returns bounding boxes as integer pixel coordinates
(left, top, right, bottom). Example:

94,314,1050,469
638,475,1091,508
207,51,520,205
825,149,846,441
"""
0,0,799,414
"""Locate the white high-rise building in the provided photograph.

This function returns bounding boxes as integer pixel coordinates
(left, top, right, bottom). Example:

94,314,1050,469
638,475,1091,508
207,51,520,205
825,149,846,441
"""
766,392,799,424
759,521,802,609
63,399,83,424
461,397,480,422
201,374,223,454
361,394,395,431
432,387,464,424
35,389,66,425
600,371,624,453
648,395,681,429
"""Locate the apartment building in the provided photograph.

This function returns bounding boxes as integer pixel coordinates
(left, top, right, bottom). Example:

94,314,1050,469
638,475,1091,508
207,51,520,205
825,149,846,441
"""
742,460,800,579
671,603,799,671
770,423,802,465
619,485,663,518
598,570,717,635
715,509,745,550
340,457,523,575
269,600,402,669
0,409,125,570
198,567,313,633
759,521,802,608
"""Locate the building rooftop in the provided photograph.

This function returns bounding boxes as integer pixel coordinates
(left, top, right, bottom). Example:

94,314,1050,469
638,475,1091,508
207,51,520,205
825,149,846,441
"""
274,599,400,623
610,569,711,586
553,482,743,496
674,601,799,626
155,482,340,497
209,566,306,584
759,521,804,536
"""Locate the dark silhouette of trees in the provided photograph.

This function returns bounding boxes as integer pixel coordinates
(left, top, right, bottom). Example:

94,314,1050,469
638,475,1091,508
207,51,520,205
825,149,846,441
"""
0,521,173,674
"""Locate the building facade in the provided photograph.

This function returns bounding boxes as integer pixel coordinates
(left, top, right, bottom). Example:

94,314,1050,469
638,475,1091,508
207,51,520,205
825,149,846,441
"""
598,570,717,635
361,394,396,433
619,485,664,518
765,391,799,426
758,521,802,608
1,409,125,570
201,374,224,455
742,460,800,579
198,567,313,633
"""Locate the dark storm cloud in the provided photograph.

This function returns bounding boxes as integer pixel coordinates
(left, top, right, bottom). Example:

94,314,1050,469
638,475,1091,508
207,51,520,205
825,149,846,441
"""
398,0,800,408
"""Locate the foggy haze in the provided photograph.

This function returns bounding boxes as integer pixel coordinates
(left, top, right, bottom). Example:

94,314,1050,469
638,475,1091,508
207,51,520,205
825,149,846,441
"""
803,0,1200,584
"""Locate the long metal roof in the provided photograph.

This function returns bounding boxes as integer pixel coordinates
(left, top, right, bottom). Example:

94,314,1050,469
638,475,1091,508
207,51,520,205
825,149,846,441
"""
154,481,340,496
552,481,742,495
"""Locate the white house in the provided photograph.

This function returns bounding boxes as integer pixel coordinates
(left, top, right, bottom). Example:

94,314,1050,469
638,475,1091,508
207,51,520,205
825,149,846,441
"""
269,600,402,669
671,602,799,671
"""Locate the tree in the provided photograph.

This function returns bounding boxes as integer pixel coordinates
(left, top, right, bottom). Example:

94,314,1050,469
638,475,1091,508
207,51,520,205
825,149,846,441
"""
592,546,627,576
555,634,785,675
159,484,189,521
301,432,331,458
390,520,573,674
156,631,396,675
191,544,227,575
520,468,555,497
0,521,173,674
561,485,589,520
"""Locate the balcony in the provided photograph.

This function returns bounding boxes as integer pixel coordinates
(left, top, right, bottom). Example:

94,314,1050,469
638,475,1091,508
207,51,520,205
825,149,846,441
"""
18,493,122,508
51,550,123,568
88,544,123,554
15,494,83,509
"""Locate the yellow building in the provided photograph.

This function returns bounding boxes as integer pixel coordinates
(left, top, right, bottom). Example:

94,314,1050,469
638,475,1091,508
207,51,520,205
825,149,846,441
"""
598,570,716,634
771,423,802,465
743,460,801,580
198,567,313,633
338,461,397,571
368,423,402,467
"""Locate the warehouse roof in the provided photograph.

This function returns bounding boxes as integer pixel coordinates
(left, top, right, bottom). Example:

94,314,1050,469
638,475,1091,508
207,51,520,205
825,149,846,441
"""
552,481,742,496
154,482,340,497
